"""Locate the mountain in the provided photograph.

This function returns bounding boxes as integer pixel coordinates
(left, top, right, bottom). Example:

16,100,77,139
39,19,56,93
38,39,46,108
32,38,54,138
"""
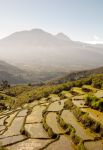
0,29,103,73
0,60,28,84
55,33,72,41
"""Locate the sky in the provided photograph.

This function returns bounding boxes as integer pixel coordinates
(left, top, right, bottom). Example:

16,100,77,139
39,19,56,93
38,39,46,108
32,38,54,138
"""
0,0,103,43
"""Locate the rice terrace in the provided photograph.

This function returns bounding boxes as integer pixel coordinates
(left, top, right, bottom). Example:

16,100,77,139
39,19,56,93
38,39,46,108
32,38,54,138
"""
0,0,103,149
0,74,103,149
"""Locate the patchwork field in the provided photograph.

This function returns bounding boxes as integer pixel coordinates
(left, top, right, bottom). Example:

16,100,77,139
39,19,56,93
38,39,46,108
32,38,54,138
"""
0,75,103,149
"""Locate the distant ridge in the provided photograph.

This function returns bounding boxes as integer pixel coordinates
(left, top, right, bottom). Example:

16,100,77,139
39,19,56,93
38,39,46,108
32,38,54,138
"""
48,66,103,84
0,60,28,84
0,60,66,84
0,29,103,72
55,33,72,41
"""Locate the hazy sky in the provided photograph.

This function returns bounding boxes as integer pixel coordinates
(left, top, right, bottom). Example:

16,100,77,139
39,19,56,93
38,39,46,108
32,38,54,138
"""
0,0,103,43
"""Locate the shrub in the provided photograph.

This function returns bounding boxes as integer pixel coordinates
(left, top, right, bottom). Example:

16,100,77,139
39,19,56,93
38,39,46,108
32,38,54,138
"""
74,80,83,87
73,108,85,120
80,113,94,127
77,141,86,150
85,94,103,111
48,128,57,138
97,99,103,112
81,77,92,85
64,99,73,110
91,122,100,133
85,94,99,106
92,75,103,89
70,130,80,144
43,120,49,131
65,124,74,135
57,117,68,129
0,80,10,90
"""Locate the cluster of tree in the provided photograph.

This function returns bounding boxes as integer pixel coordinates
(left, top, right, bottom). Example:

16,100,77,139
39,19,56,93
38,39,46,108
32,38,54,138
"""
92,74,103,89
0,80,10,90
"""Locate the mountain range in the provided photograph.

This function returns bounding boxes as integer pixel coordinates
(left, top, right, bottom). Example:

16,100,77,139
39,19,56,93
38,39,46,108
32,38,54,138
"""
48,66,103,84
0,29,103,72
0,29,103,84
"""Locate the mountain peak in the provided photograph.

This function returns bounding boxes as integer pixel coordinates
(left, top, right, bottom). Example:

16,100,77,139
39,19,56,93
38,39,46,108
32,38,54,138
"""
30,28,46,33
56,32,72,41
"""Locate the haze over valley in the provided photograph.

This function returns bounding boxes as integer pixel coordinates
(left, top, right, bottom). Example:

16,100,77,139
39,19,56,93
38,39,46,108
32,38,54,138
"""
1,28,103,70
0,29,103,83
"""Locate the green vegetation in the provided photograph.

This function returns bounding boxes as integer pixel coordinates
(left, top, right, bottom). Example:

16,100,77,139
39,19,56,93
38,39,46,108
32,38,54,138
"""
92,74,103,89
0,74,103,149
64,99,74,110
70,87,85,95
14,82,74,107
57,114,85,148
0,80,10,90
77,141,86,150
85,94,103,111
0,74,101,108
82,85,97,92
43,116,57,138
85,94,99,106
0,147,7,150
60,91,72,99
0,93,14,110
57,116,68,130
4,85,33,97
64,99,103,137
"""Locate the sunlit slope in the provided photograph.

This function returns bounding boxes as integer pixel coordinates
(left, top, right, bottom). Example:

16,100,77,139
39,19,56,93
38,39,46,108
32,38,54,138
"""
0,29,103,71
0,74,103,149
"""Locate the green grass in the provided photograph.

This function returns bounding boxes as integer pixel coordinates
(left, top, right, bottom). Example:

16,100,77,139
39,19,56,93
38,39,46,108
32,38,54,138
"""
0,73,102,109
82,85,98,93
85,94,103,111
4,85,33,97
60,91,73,98
70,87,85,95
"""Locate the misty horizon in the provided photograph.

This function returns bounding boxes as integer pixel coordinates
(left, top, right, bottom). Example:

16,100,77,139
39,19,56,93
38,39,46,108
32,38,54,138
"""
0,0,103,44
0,28,103,45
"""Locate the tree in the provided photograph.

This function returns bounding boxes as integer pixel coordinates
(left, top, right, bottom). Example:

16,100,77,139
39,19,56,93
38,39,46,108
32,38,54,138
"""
1,80,10,90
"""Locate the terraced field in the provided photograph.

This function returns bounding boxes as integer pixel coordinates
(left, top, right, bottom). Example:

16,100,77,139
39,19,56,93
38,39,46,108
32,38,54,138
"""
0,83,103,150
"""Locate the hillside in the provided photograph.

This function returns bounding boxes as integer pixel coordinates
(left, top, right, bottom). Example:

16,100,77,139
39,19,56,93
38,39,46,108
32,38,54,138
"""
0,74,103,149
0,60,66,84
0,59,103,85
0,60,29,84
0,29,103,72
48,66,103,84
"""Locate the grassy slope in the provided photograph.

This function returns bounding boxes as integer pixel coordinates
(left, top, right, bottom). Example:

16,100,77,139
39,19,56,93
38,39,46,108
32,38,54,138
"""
0,73,102,109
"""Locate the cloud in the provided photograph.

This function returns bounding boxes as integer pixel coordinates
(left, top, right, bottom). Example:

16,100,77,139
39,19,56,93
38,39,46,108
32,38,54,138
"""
93,35,100,40
84,41,103,44
84,35,103,44
82,35,103,44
